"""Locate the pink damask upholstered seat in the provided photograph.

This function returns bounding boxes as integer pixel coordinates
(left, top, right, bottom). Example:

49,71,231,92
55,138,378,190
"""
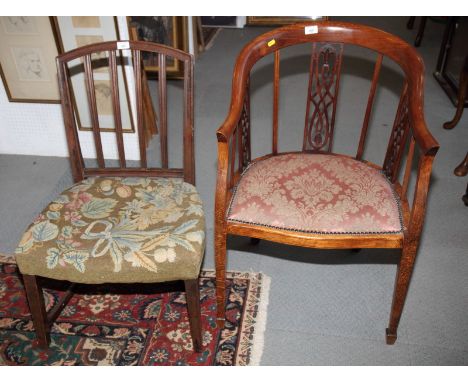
227,153,403,235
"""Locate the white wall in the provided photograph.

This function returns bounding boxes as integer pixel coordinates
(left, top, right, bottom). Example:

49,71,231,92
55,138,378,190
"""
0,82,69,157
0,16,140,160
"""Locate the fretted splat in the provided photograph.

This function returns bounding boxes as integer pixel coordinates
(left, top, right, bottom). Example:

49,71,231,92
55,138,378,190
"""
238,79,251,171
383,83,411,182
303,42,343,152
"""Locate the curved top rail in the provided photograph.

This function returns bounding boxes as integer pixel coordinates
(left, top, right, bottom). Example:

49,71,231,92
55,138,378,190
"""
217,21,438,155
56,40,192,64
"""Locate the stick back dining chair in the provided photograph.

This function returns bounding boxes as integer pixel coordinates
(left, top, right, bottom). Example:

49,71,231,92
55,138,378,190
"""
15,40,205,351
214,21,439,344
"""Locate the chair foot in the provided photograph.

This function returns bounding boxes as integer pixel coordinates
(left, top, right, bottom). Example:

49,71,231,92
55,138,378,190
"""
250,238,260,245
386,328,397,345
462,189,468,206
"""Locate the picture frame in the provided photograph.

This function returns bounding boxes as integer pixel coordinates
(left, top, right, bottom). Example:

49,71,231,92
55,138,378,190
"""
52,16,135,133
127,16,188,79
0,16,61,103
246,16,327,26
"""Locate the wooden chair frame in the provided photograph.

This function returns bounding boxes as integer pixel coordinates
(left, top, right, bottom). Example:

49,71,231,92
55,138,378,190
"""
22,40,202,351
214,22,439,344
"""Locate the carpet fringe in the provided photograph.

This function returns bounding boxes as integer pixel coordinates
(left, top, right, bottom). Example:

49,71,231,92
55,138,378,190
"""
248,272,271,366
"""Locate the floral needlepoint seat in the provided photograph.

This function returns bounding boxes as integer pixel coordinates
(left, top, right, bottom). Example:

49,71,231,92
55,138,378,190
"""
227,153,403,235
15,177,205,284
18,41,204,352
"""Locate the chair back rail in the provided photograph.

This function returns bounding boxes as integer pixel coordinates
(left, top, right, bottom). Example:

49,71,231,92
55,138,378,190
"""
215,21,439,243
356,53,383,160
158,53,168,168
109,50,126,167
56,40,195,185
272,50,280,155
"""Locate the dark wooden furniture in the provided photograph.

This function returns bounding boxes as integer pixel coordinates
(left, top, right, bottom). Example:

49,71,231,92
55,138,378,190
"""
214,22,439,344
406,16,428,47
434,17,468,108
442,55,468,205
443,55,468,130
16,41,203,351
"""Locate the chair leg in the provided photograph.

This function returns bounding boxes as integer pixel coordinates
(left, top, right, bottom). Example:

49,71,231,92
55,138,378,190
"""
443,57,468,130
386,245,418,345
462,183,468,206
215,232,227,328
22,275,50,349
454,152,468,177
184,279,202,352
414,16,427,47
406,16,416,29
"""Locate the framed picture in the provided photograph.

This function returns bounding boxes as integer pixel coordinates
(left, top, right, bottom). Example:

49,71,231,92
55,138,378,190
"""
52,16,135,133
128,16,188,79
201,17,240,28
0,16,61,103
247,16,327,26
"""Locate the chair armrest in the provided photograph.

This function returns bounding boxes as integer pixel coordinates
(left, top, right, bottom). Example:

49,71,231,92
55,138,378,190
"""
406,152,437,248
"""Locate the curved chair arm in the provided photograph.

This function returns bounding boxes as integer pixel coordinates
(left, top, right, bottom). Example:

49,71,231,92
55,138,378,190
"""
407,82,439,156
405,153,437,251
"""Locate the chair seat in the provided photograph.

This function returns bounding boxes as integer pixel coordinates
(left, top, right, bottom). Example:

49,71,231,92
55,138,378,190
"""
15,177,205,284
227,153,403,235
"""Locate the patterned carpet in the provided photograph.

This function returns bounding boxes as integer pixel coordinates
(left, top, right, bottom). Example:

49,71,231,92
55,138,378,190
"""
0,254,270,365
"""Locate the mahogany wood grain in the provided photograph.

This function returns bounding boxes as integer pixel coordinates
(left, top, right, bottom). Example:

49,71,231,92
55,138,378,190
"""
133,49,147,168
383,82,411,182
272,50,280,155
184,279,202,352
158,53,169,168
109,50,126,167
83,167,183,178
183,57,195,185
46,283,75,324
357,53,383,160
214,22,439,343
443,55,468,130
56,40,196,185
83,54,105,168
57,60,84,183
402,135,416,199
23,275,50,348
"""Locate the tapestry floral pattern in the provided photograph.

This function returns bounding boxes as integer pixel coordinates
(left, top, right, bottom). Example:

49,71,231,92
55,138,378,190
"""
15,177,205,283
227,153,403,234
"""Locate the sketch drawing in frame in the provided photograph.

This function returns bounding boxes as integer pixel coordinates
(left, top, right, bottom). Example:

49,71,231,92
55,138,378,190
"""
53,16,135,133
128,16,188,79
0,16,60,103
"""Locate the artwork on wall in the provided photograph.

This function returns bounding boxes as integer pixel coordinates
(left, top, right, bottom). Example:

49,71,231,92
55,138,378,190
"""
246,16,327,26
128,16,188,79
0,16,61,103
52,16,135,132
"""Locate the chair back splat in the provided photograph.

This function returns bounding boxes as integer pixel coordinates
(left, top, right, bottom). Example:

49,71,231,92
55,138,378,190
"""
56,40,195,185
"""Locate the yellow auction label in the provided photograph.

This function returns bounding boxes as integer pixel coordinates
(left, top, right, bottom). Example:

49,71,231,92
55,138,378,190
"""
267,39,276,47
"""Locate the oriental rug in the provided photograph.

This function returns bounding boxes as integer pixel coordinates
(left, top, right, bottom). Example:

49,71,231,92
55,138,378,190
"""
0,254,270,366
